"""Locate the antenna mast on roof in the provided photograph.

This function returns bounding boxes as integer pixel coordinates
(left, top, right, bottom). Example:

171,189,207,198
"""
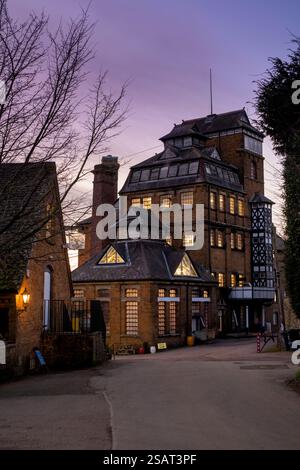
209,68,213,115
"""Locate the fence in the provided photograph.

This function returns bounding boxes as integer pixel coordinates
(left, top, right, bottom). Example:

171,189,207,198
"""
43,299,106,336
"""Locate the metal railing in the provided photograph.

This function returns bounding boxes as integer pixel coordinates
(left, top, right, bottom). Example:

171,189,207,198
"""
43,299,106,335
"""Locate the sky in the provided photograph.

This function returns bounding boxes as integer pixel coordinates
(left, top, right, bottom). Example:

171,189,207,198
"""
9,0,300,232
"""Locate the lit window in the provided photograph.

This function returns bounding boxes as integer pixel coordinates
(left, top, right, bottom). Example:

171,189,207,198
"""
210,192,216,210
169,289,177,297
236,233,243,250
143,197,152,209
238,274,244,287
181,191,193,206
250,161,257,180
230,274,236,287
218,273,225,287
125,288,138,298
217,230,224,248
131,198,141,207
183,233,194,247
158,302,166,336
125,301,138,335
158,289,165,297
160,195,172,208
238,199,245,217
230,233,235,250
174,254,198,277
203,290,209,298
210,230,215,247
99,246,125,264
74,289,84,299
219,194,225,212
211,272,216,280
169,302,177,335
229,196,235,215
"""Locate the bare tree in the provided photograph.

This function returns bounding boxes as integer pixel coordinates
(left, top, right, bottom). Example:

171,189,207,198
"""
0,0,127,259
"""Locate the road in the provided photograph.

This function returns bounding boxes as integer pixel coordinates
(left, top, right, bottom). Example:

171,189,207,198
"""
0,338,299,450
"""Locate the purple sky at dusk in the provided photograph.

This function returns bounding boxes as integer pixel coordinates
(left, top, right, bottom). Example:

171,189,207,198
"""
9,0,300,230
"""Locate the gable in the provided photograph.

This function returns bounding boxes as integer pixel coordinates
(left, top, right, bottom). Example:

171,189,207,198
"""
98,246,125,265
174,254,198,277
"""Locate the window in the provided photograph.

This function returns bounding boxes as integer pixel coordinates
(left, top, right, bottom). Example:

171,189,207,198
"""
181,191,193,206
125,288,138,298
205,164,211,175
168,165,178,177
192,287,200,298
125,302,138,335
143,197,152,209
217,230,224,248
131,198,141,207
158,302,166,335
238,274,244,287
169,302,177,335
230,274,236,288
238,199,245,217
158,289,165,297
210,230,215,247
183,233,194,247
188,161,199,174
229,196,235,215
219,194,225,212
203,290,209,298
210,192,216,210
183,136,192,147
218,273,225,287
244,135,262,155
230,233,235,249
236,233,243,250
159,166,169,179
174,254,197,277
131,170,141,183
140,169,150,181
150,168,160,180
178,163,189,176
0,308,9,339
250,161,258,180
74,289,84,299
160,195,172,208
99,246,125,264
169,289,177,298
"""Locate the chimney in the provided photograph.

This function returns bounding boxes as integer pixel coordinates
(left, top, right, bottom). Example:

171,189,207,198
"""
91,155,119,256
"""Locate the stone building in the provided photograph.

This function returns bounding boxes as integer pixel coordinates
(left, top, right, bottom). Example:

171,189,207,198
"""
72,109,276,348
0,162,72,373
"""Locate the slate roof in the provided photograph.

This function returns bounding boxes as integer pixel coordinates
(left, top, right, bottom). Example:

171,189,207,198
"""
249,192,274,205
161,109,263,141
120,144,244,194
72,239,214,284
0,162,57,292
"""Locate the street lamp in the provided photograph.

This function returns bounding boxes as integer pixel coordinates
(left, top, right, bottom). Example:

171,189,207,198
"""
22,288,30,309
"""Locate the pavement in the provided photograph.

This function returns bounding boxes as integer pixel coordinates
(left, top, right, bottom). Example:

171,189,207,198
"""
0,338,299,450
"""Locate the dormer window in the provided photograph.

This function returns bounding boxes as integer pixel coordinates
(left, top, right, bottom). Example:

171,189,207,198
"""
98,246,125,264
183,136,192,147
174,254,198,277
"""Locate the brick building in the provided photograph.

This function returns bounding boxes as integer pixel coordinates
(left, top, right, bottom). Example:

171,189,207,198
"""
0,162,72,373
72,109,276,348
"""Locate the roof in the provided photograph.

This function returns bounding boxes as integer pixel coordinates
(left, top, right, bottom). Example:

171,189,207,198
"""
161,109,263,141
72,239,214,283
120,144,244,194
249,192,274,205
0,162,58,291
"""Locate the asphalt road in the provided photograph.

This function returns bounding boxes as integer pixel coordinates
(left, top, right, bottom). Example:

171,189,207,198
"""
0,338,299,450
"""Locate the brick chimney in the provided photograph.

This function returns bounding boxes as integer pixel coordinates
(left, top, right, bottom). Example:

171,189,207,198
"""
91,155,119,256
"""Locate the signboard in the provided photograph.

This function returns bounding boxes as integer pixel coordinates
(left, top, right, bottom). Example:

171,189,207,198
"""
157,342,167,350
0,340,6,365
